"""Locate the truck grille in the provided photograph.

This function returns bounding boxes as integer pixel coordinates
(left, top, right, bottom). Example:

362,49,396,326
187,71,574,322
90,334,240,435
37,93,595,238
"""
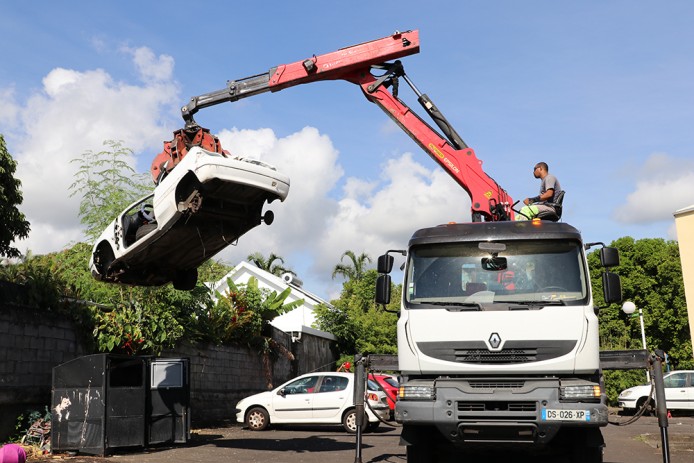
458,401,537,413
468,380,525,389
457,401,538,421
456,348,536,363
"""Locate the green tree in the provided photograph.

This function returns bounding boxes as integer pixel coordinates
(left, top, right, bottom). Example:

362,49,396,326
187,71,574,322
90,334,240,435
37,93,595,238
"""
315,269,401,366
590,236,693,403
69,139,151,240
247,251,293,276
0,134,30,258
332,250,372,281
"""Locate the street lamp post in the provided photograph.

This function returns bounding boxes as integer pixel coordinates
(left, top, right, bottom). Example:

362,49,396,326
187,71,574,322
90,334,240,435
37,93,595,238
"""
622,301,650,382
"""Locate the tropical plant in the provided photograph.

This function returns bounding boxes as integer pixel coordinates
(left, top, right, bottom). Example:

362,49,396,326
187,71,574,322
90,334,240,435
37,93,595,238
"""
212,276,304,387
247,251,294,276
0,134,31,258
331,250,372,281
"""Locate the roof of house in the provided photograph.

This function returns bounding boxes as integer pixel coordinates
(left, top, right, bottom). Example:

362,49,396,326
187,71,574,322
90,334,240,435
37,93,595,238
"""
209,261,336,341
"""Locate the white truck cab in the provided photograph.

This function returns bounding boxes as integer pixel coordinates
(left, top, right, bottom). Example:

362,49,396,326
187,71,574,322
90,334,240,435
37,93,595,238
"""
376,220,622,463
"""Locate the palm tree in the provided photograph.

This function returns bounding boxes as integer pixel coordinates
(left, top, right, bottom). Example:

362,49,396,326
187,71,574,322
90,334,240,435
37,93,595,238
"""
247,252,294,277
332,250,372,281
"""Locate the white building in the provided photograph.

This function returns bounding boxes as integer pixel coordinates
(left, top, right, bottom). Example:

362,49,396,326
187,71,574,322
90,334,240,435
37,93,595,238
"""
209,261,336,342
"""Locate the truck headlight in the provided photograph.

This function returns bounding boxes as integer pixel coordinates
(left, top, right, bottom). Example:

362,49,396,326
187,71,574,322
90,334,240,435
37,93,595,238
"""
560,384,601,400
399,385,435,400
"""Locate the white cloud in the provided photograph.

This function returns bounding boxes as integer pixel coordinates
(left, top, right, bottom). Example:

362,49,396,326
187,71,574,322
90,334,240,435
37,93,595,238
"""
0,86,20,131
615,153,694,223
214,129,471,297
9,48,180,254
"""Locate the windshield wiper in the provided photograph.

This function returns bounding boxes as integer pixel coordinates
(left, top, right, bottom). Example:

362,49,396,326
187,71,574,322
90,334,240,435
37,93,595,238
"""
505,300,566,310
425,301,482,311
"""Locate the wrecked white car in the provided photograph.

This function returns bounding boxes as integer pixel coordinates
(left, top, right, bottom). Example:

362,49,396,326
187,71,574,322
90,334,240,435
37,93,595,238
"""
89,146,290,290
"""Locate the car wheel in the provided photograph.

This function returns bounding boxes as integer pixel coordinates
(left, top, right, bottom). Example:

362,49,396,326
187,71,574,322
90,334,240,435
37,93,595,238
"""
93,243,115,275
342,408,367,433
636,397,655,416
173,268,198,291
245,407,270,431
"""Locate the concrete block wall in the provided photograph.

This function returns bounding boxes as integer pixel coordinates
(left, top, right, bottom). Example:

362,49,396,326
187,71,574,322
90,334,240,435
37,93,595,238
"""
0,300,336,437
0,303,86,439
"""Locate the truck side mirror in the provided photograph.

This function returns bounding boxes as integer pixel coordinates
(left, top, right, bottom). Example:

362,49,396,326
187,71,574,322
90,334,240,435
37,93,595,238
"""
377,254,394,274
600,247,620,268
375,274,392,305
602,271,622,304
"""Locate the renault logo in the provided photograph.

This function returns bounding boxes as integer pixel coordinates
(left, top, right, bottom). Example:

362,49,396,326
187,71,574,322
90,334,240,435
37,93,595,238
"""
489,332,502,349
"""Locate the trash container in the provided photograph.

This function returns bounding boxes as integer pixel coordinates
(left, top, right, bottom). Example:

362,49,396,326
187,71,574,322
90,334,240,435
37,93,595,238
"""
148,358,190,445
51,354,189,455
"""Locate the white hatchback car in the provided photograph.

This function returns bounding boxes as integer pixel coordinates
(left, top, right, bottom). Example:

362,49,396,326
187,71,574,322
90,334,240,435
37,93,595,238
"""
235,372,390,433
618,370,694,414
89,146,290,290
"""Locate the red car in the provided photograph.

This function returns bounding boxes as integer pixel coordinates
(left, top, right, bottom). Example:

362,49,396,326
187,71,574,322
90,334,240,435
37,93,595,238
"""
369,374,399,412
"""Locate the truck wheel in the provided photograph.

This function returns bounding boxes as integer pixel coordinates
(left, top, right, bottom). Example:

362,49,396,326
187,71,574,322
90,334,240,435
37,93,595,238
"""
245,407,269,431
407,443,437,463
570,445,603,463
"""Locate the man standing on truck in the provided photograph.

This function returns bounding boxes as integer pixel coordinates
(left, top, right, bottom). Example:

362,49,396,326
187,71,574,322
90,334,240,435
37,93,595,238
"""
517,162,562,220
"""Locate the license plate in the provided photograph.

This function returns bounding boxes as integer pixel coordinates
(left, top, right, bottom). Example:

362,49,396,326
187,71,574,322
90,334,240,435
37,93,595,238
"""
541,409,590,421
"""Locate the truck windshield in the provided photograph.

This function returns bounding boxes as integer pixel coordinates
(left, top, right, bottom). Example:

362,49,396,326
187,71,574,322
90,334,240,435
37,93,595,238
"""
405,240,588,308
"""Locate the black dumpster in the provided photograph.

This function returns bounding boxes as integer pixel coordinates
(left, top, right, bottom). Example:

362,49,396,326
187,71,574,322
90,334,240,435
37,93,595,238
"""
51,354,189,455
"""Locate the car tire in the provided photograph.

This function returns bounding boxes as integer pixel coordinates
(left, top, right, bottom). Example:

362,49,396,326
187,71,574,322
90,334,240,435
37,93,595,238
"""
173,268,198,291
636,397,655,416
93,243,115,275
342,408,367,433
245,407,270,431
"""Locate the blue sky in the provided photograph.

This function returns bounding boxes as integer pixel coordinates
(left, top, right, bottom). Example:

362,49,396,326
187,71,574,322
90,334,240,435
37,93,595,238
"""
2,1,694,298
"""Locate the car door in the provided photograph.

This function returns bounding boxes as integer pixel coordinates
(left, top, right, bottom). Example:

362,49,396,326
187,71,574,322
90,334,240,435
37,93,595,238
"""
663,372,690,410
271,375,318,422
312,375,351,420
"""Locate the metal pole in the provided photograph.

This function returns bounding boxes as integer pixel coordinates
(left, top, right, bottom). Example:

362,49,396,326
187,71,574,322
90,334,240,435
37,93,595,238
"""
651,350,670,463
354,354,364,463
639,309,650,382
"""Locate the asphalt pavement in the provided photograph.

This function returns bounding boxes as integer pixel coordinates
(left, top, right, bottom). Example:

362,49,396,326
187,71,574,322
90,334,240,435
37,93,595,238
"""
41,415,693,463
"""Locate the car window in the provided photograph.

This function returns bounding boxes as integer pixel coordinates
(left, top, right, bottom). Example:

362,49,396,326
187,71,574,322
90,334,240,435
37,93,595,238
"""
284,376,319,394
367,379,380,391
384,377,399,388
318,375,348,393
664,373,687,388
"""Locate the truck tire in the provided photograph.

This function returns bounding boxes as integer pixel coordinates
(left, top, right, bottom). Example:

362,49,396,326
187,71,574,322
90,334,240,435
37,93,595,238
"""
570,445,603,463
406,444,433,463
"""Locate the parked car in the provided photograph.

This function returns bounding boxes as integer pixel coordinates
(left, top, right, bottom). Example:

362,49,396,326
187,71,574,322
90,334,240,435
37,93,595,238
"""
89,146,290,290
235,372,390,433
618,370,694,414
369,373,399,412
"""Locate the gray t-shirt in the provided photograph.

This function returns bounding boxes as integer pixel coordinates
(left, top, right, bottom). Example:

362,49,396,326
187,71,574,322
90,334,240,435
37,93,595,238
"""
540,174,561,203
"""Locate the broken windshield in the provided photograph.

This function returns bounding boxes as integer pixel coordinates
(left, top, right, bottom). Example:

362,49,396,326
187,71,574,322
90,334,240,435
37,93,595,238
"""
405,239,588,308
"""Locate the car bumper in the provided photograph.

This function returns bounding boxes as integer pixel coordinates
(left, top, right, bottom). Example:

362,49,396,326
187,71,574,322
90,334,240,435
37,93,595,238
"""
368,405,391,422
